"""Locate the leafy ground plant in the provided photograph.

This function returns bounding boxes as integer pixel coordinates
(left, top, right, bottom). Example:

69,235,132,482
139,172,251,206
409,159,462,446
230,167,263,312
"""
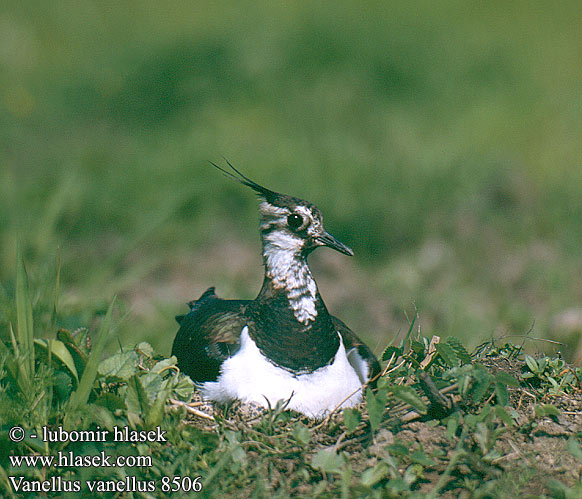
1,254,582,498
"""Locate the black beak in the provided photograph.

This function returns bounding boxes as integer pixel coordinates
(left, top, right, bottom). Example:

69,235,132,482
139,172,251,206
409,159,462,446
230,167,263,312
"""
316,231,354,256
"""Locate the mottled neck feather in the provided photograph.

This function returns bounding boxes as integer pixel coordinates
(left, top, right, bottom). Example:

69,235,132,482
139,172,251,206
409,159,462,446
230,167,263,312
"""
263,247,317,324
248,230,340,373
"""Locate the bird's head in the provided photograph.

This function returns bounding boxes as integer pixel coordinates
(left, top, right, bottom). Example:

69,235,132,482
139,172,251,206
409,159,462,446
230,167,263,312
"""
212,161,353,258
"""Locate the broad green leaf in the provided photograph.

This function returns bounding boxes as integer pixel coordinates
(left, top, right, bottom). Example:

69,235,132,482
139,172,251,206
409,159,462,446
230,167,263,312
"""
403,464,423,485
151,356,178,374
230,444,246,464
86,403,116,430
140,372,164,401
224,429,240,444
548,377,559,389
366,387,387,433
382,346,402,362
547,480,570,497
0,431,46,454
474,422,491,455
52,370,74,401
471,376,492,403
72,327,91,356
136,342,154,357
387,442,409,456
170,376,195,399
386,477,410,493
567,438,582,460
145,385,170,428
57,329,88,374
98,350,139,380
126,374,150,420
446,416,459,439
445,336,472,364
458,372,472,397
35,338,79,382
435,343,459,367
342,407,361,434
525,355,538,373
410,340,425,356
410,450,436,466
94,393,126,411
495,405,515,426
475,403,493,422
312,449,345,474
292,423,311,446
495,371,520,387
494,382,509,407
377,376,390,390
561,373,574,388
391,385,427,414
534,404,561,418
360,462,389,487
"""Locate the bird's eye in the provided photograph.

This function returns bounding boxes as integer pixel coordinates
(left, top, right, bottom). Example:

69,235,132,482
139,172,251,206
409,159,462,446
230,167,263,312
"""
287,213,304,230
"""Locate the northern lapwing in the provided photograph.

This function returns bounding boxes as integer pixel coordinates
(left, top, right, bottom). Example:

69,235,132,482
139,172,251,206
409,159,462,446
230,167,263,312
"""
172,162,380,418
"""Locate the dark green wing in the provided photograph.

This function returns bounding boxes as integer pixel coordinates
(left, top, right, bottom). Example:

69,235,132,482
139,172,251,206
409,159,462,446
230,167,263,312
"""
172,287,250,382
331,316,381,382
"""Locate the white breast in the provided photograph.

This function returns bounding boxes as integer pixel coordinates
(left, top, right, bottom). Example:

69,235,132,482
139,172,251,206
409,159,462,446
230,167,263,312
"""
200,326,364,418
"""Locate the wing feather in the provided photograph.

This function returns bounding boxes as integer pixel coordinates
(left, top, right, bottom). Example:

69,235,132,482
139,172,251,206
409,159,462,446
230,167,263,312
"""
172,287,250,382
331,316,381,381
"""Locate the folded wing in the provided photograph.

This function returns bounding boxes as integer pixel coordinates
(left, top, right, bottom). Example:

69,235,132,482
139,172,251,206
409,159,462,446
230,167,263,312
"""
172,287,250,382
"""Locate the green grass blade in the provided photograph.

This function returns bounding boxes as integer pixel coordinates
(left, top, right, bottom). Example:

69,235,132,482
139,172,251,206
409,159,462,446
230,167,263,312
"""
399,311,417,350
15,244,34,383
0,329,18,381
50,248,61,332
9,322,32,395
0,464,17,499
67,298,116,420
47,250,62,415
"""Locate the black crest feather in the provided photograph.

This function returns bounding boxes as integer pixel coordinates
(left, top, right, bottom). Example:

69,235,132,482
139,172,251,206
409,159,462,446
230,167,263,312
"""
210,160,278,203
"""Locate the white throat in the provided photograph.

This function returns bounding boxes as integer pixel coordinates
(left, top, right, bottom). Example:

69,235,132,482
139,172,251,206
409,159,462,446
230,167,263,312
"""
262,237,317,324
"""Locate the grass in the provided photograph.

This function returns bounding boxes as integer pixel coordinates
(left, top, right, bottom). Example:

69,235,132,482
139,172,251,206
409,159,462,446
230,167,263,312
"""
1,255,582,497
1,0,582,359
2,1,582,496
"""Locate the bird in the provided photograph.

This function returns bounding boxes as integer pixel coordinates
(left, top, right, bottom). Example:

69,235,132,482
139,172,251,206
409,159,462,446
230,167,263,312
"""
172,162,380,418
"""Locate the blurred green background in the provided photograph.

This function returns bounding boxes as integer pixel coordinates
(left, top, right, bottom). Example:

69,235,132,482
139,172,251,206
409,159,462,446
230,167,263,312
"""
2,1,582,360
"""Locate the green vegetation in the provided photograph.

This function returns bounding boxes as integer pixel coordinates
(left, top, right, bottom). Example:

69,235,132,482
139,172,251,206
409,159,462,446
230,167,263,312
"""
2,1,582,496
2,0,582,357
1,259,582,497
